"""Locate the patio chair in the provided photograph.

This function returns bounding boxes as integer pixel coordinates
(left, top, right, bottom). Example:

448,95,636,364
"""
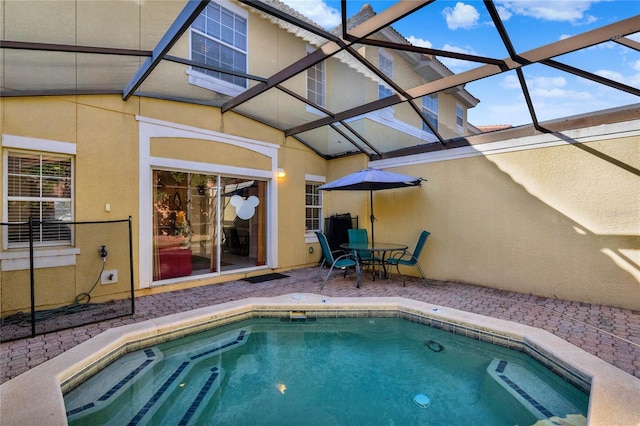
347,229,382,277
387,230,430,286
314,231,359,290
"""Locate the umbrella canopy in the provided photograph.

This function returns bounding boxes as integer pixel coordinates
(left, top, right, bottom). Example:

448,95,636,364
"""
318,168,424,244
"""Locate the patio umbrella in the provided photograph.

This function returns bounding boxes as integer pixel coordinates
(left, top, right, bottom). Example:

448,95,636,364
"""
318,168,425,244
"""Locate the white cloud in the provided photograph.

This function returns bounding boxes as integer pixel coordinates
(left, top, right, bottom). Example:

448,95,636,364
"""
407,36,432,49
467,71,618,126
527,75,593,101
527,76,593,105
473,87,593,125
469,99,531,126
496,6,512,21
437,43,477,71
595,69,624,81
470,65,635,126
404,36,477,71
499,74,594,101
499,74,522,90
595,69,640,87
496,1,597,24
442,2,480,30
529,75,568,90
533,87,593,101
279,0,341,29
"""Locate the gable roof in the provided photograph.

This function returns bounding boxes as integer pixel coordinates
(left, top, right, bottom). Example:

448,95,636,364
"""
330,3,478,108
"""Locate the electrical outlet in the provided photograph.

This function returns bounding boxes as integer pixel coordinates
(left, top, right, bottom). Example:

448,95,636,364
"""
101,269,118,284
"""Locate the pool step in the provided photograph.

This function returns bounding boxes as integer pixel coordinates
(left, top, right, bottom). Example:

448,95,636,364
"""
65,328,249,423
487,358,585,422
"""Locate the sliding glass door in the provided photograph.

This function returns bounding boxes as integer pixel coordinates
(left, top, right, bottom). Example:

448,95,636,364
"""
152,170,267,281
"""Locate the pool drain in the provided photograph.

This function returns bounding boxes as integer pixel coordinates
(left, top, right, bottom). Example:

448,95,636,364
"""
413,393,431,408
426,340,444,352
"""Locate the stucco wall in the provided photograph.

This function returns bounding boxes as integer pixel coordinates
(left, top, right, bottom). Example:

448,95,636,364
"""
275,138,327,268
1,95,638,311
320,130,639,311
0,95,322,313
366,127,640,310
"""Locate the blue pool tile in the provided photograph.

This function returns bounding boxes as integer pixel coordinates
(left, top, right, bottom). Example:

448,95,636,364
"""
498,374,555,419
98,358,154,401
66,402,95,417
127,361,190,426
190,330,246,360
496,360,508,373
179,367,220,426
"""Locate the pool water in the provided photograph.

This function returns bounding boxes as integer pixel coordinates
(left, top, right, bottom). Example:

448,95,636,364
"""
64,317,588,425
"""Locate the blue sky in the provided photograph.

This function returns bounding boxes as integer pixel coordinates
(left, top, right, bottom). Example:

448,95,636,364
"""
280,0,640,126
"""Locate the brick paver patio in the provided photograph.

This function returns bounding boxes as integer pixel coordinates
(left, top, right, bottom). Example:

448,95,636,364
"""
1,267,639,384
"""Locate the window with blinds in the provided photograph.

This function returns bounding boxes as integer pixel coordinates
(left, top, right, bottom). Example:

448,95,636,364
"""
6,152,73,247
305,182,322,232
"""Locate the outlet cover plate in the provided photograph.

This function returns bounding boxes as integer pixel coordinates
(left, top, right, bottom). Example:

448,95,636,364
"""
101,270,118,284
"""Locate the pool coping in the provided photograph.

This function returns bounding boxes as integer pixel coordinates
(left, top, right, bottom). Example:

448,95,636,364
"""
1,294,639,425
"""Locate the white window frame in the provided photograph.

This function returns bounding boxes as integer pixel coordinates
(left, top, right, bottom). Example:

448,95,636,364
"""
377,50,394,118
137,116,280,289
378,50,393,98
456,103,465,133
306,45,325,112
187,0,249,96
422,93,438,134
0,135,79,271
344,114,439,145
305,182,323,230
304,174,325,243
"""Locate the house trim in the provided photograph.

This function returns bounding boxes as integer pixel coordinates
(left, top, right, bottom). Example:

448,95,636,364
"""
371,121,640,169
137,116,280,289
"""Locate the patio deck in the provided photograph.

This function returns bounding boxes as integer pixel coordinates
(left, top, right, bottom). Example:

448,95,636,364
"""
1,267,639,385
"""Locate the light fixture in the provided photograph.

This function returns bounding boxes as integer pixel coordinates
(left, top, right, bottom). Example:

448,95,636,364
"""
277,168,286,178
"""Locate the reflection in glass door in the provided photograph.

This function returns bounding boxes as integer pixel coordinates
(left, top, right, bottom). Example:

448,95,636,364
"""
220,177,267,270
152,170,267,281
189,173,218,274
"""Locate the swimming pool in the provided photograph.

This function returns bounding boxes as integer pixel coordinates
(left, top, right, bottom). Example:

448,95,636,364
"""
64,317,589,425
2,294,639,424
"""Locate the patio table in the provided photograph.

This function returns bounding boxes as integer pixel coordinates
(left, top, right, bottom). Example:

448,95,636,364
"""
340,242,408,287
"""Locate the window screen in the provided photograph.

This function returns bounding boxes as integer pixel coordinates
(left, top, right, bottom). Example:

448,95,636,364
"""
6,152,73,246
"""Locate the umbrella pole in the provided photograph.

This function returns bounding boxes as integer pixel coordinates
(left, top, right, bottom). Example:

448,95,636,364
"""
370,190,375,245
